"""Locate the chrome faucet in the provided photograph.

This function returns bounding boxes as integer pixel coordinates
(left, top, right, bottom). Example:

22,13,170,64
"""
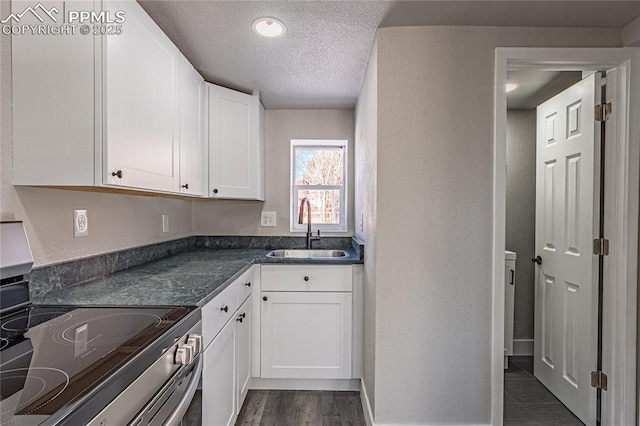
298,197,321,249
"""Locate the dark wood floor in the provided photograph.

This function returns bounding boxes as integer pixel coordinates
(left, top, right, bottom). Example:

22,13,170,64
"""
190,364,582,426
235,390,366,426
504,356,584,426
184,390,203,426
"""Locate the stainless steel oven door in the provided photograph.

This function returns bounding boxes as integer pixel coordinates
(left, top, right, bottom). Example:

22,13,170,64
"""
87,320,202,426
135,352,203,426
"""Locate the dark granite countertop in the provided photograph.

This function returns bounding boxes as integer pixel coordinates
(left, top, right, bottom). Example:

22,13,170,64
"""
33,248,362,308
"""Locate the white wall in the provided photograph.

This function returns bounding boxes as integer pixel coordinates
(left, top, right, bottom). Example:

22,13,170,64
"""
356,25,621,424
506,110,536,340
193,109,355,236
355,38,378,414
0,0,193,267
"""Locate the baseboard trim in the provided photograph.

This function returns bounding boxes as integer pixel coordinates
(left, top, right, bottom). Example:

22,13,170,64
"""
358,378,491,426
513,339,534,356
249,377,359,391
360,379,374,426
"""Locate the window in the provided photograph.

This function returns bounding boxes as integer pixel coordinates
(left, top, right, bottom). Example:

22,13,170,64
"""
291,140,347,232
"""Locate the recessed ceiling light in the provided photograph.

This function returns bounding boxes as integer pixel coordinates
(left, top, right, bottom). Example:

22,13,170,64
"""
506,82,519,93
252,17,286,39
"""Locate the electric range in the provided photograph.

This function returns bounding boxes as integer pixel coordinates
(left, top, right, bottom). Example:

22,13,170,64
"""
0,222,203,426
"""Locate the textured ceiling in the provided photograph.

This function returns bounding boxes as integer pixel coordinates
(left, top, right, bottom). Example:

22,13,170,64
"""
138,1,640,109
381,1,640,29
137,1,393,108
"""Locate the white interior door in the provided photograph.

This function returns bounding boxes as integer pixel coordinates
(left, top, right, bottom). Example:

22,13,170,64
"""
534,73,600,425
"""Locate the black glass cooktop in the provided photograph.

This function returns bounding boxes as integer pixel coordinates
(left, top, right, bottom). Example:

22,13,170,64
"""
0,305,194,426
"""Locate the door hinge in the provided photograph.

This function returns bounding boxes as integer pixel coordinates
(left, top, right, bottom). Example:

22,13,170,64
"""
593,238,610,256
591,370,608,390
595,103,612,121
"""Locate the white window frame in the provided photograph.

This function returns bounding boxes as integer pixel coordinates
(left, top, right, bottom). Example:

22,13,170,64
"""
290,139,348,233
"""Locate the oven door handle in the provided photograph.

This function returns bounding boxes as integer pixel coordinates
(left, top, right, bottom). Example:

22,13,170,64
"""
164,354,203,426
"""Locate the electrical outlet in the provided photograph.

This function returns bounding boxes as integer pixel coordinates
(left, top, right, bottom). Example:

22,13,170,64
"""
74,210,88,237
261,211,276,227
162,214,169,233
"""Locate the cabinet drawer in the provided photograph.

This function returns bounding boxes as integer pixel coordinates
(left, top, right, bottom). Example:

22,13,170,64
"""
261,265,352,292
236,267,253,306
202,281,238,350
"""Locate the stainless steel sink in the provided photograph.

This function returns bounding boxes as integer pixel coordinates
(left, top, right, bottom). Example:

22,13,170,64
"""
266,249,349,259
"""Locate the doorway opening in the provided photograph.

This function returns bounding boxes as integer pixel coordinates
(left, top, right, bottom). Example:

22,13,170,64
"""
504,69,588,425
492,48,639,426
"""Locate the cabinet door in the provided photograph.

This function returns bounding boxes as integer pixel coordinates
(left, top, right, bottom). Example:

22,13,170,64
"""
208,84,263,200
261,292,352,379
203,319,236,426
179,55,206,196
235,299,251,411
103,0,179,192
12,0,97,186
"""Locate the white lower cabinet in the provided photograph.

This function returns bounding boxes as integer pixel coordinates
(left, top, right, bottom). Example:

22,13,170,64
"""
202,269,254,426
261,291,352,379
202,263,361,423
236,299,252,405
259,265,353,380
203,318,236,426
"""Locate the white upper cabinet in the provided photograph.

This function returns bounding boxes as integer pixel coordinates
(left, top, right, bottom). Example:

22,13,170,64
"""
12,0,204,197
12,0,265,200
207,84,265,200
102,0,179,192
179,55,206,196
12,0,97,186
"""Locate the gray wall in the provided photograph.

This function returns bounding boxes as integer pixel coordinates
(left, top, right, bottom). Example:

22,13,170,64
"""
506,110,536,341
0,0,193,267
193,109,355,236
354,38,378,414
355,25,621,424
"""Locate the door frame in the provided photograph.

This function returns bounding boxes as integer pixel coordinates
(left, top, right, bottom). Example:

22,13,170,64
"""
492,48,640,426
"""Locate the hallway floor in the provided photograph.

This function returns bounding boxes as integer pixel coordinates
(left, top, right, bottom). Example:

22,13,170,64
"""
504,356,584,425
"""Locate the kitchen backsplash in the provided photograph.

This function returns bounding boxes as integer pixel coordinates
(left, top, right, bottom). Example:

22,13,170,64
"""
28,236,362,299
28,237,196,299
194,235,354,251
